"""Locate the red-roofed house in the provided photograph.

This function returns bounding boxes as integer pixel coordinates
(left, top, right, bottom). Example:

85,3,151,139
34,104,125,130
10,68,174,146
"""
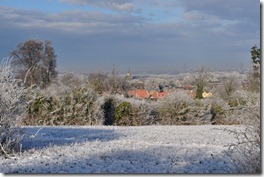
128,90,169,100
149,91,169,100
128,89,196,100
128,89,150,99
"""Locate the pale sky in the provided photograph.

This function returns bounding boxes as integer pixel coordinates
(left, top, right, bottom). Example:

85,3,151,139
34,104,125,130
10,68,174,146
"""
0,0,260,73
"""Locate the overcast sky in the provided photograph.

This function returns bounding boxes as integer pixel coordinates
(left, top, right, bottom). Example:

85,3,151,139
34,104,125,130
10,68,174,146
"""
0,0,260,73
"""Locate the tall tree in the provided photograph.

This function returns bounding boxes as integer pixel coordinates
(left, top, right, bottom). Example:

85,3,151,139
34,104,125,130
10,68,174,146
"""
41,40,57,86
251,45,260,65
248,45,260,92
11,39,57,88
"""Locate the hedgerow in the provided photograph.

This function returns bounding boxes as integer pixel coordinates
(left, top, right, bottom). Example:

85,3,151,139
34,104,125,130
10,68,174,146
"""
23,82,103,126
21,71,260,127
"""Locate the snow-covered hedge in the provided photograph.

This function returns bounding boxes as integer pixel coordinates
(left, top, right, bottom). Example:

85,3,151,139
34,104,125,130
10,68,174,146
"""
23,83,104,126
21,71,260,126
112,95,159,126
156,92,213,125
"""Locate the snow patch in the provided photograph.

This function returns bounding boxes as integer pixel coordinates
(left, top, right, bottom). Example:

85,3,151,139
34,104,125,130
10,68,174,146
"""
0,125,243,173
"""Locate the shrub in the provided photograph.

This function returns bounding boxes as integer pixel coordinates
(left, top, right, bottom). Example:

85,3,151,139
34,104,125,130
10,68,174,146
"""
218,77,240,101
209,97,229,124
24,93,53,125
228,99,239,107
226,112,260,173
23,83,103,126
59,72,86,88
112,95,159,126
114,102,133,126
210,88,260,125
0,57,26,158
130,101,159,126
157,92,212,125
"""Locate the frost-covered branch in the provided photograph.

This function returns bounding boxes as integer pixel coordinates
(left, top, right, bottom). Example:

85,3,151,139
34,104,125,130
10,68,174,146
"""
0,57,26,157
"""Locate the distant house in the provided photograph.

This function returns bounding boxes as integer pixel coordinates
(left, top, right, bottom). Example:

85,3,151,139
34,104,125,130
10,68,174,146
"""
202,92,213,98
128,89,149,99
149,91,169,100
128,89,169,100
128,89,196,100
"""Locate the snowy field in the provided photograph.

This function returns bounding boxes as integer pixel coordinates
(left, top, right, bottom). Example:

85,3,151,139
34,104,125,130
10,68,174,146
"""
0,125,244,174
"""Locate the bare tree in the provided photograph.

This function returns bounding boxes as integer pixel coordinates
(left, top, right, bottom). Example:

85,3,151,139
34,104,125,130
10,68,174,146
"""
88,70,130,95
145,78,166,91
88,72,110,94
11,39,57,88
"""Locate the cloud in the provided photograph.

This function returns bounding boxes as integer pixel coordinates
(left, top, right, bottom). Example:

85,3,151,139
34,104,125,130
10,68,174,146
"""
179,0,259,46
133,0,180,8
0,0,260,73
0,6,145,35
180,0,259,23
59,0,133,11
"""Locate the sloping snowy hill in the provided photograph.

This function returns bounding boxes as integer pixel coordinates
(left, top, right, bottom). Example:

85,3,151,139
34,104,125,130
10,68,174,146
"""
0,125,244,173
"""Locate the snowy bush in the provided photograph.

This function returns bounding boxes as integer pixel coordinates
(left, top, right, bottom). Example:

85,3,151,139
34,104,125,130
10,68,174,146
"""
0,57,26,157
59,72,87,88
114,102,133,125
156,91,213,125
157,92,191,124
217,77,240,101
209,86,260,125
209,96,229,124
226,110,260,173
129,99,159,125
112,95,159,126
22,70,260,127
217,90,260,125
23,82,103,126
145,78,167,91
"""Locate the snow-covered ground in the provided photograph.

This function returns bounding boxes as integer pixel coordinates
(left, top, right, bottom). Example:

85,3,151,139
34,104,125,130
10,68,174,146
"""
0,125,244,174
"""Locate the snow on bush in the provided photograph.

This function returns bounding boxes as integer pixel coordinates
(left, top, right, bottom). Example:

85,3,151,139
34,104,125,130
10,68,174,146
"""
23,81,103,126
0,57,26,158
218,90,260,125
112,95,159,126
225,105,260,173
213,85,260,173
156,91,213,125
21,70,260,127
59,72,87,88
